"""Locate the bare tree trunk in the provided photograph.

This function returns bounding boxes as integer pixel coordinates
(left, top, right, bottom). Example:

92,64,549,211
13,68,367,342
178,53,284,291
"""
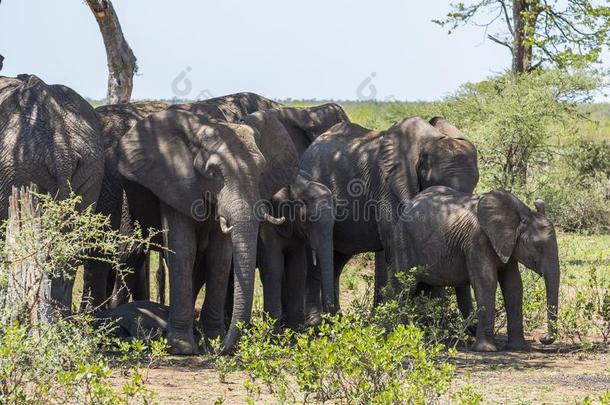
512,0,528,74
3,185,52,326
86,0,137,104
512,0,539,74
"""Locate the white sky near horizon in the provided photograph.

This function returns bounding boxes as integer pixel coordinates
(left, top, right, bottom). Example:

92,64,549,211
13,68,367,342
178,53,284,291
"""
0,0,608,102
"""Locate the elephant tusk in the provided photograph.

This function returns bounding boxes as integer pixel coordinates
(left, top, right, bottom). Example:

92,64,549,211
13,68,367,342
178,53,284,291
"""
219,216,234,234
264,213,285,225
311,250,317,267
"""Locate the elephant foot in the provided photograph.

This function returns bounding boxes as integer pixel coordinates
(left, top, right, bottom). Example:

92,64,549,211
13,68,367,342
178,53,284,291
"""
504,339,530,352
167,333,198,355
471,338,498,352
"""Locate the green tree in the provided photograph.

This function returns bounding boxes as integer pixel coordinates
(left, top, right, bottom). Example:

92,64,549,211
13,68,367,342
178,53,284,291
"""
435,0,610,74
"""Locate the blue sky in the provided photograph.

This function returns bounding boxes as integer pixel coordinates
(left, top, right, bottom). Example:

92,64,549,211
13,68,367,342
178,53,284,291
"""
0,1,605,101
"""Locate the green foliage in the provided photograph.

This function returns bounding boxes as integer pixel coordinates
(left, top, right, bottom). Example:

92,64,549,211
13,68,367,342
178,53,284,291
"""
569,139,610,179
535,162,610,233
233,313,461,404
352,271,471,348
443,69,601,192
0,192,164,404
440,69,609,233
435,0,610,71
559,265,610,344
0,318,158,404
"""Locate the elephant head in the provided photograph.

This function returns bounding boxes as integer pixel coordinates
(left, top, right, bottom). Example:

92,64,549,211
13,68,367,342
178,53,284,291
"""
118,109,292,351
273,171,337,315
380,117,479,203
478,190,560,344
243,104,349,157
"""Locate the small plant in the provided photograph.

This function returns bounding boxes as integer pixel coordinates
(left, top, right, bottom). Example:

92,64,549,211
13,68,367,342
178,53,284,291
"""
209,337,237,383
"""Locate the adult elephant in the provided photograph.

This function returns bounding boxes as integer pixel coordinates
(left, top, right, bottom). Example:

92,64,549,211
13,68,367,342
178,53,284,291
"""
300,116,479,322
82,92,280,310
82,101,172,310
220,105,349,326
0,74,104,312
118,108,297,354
398,187,560,351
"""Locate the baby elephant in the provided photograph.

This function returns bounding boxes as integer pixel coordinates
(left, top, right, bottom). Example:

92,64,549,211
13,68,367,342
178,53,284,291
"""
96,300,170,341
258,172,336,329
398,186,560,352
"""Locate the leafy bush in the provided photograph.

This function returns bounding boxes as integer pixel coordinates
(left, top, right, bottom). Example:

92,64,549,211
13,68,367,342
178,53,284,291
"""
224,270,482,404
569,139,610,179
234,314,460,404
0,191,163,404
351,272,471,348
442,69,602,193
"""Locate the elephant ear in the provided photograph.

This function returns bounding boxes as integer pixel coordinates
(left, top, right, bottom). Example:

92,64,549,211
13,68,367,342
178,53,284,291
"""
379,117,429,202
429,117,467,140
118,110,205,220
477,190,521,263
241,111,299,199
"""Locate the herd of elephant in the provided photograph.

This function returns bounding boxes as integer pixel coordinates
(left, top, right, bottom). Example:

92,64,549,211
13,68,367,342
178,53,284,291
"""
0,74,560,355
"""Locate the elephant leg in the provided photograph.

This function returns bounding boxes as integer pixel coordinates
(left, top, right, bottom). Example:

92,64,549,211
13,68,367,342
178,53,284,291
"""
306,250,351,326
499,260,527,350
200,232,232,340
455,286,477,336
304,251,321,326
192,254,206,305
469,257,499,352
332,252,351,312
131,252,150,301
224,264,234,330
161,203,197,355
259,245,285,327
284,246,307,328
156,252,166,305
109,248,146,309
81,260,114,311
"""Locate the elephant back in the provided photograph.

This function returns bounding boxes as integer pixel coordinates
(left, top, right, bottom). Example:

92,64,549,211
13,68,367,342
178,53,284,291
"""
0,74,104,217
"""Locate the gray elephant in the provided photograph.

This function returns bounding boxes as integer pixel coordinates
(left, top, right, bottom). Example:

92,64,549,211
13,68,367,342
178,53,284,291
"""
83,92,280,310
222,105,348,326
0,74,104,312
300,117,479,323
117,108,296,354
256,171,336,328
397,186,560,352
96,300,170,341
82,101,171,310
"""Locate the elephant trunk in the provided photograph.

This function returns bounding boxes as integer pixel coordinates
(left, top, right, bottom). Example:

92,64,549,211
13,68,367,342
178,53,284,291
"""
221,219,259,353
540,257,560,345
310,225,336,315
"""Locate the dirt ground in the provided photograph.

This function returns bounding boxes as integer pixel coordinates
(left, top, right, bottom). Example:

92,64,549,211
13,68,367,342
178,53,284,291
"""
119,341,609,404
